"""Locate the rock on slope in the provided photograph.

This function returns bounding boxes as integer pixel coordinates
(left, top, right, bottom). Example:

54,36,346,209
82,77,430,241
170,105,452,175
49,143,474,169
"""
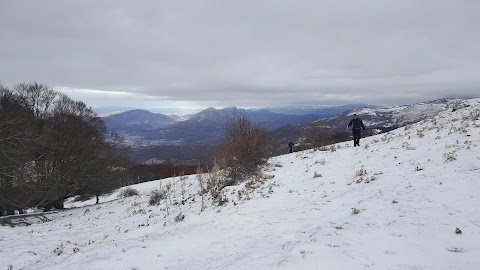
1,99,479,270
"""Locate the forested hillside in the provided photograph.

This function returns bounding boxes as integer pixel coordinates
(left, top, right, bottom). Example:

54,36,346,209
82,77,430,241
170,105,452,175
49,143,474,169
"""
0,83,128,214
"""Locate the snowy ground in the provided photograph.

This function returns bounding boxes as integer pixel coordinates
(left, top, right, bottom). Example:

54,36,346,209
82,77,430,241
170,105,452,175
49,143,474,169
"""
1,99,480,270
348,101,447,127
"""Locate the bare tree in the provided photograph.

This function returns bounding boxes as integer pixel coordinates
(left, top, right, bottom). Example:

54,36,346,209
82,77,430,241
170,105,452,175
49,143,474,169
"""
1,83,130,214
218,114,271,186
0,89,37,215
33,94,115,209
78,132,129,204
14,82,57,120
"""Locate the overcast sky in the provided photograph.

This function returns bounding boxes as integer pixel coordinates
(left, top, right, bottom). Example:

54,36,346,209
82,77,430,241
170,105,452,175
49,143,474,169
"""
1,0,479,110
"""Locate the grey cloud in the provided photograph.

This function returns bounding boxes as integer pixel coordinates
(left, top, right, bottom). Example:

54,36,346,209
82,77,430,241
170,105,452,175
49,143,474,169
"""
1,0,479,108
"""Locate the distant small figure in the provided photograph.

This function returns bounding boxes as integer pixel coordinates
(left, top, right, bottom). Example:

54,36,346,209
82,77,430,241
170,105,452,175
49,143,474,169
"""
347,114,366,147
455,227,462,235
288,141,295,153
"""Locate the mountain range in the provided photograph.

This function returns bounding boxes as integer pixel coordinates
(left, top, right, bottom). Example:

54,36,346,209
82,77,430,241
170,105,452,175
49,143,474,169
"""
100,100,451,163
101,105,373,147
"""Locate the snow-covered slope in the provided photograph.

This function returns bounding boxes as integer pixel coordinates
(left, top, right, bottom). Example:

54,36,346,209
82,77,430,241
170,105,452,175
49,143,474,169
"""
347,99,449,127
316,99,449,131
1,99,480,270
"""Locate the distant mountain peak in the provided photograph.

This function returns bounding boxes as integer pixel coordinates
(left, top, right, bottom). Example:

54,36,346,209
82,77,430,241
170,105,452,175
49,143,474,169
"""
123,109,155,115
102,109,176,132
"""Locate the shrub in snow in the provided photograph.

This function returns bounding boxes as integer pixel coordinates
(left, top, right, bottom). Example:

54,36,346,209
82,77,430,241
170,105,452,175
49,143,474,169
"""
356,168,367,177
355,177,364,184
313,171,322,178
174,212,185,222
148,188,167,206
53,243,64,256
207,163,221,198
444,151,457,162
195,164,224,205
471,109,479,120
236,172,276,201
312,159,326,166
452,121,469,133
318,146,329,151
196,168,207,195
179,174,187,200
217,195,229,206
132,208,146,215
218,115,271,186
351,208,364,215
402,142,416,150
118,187,139,198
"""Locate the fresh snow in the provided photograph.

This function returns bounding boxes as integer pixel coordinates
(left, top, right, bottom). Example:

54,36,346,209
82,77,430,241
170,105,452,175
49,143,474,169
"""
1,99,480,270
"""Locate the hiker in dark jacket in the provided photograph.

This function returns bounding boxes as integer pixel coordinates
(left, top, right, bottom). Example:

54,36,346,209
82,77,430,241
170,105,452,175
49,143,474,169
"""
288,141,295,153
347,114,366,147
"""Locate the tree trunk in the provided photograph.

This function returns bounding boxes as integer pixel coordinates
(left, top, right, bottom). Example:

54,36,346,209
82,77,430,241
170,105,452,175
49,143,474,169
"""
53,199,64,210
96,195,99,204
43,202,53,212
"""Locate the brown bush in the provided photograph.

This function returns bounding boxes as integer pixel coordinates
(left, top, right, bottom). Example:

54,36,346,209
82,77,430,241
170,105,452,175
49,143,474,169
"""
218,115,271,186
118,187,139,198
302,125,350,149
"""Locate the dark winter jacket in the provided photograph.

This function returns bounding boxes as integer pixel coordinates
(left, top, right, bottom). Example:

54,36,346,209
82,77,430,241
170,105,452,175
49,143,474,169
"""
348,118,365,131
